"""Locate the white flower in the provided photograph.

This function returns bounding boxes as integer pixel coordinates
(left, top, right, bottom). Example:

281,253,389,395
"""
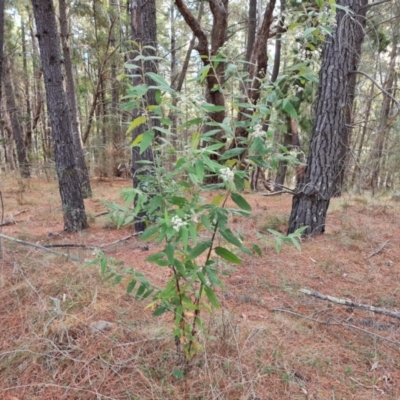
251,124,266,138
171,215,187,232
219,167,234,182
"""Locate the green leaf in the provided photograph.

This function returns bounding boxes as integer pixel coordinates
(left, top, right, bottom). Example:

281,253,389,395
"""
146,252,166,262
219,147,245,160
282,99,298,120
179,117,203,129
127,279,137,294
180,226,188,251
128,116,147,134
189,240,212,259
231,193,252,211
290,237,301,252
146,72,172,90
140,225,159,241
201,103,225,112
252,244,262,257
172,369,184,379
165,244,175,264
219,227,243,248
155,89,162,105
153,305,167,316
204,286,220,308
214,247,242,264
131,133,143,147
140,131,154,154
195,159,205,183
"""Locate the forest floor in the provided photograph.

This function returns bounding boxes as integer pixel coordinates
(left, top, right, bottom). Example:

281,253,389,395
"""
1,174,400,399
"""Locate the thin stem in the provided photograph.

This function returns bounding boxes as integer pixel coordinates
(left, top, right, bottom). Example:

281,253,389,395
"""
186,189,231,359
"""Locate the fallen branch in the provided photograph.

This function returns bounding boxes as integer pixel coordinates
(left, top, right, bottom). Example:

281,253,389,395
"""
0,220,16,227
272,308,400,346
260,190,291,196
300,289,400,320
44,232,142,250
366,240,390,258
44,243,98,250
100,232,142,248
0,233,80,262
94,211,108,217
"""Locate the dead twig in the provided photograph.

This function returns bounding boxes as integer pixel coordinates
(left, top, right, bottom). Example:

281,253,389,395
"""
0,220,15,227
366,240,390,258
94,211,108,217
348,377,385,394
100,232,142,248
0,233,80,262
44,232,142,250
44,243,98,250
300,288,400,320
259,190,289,196
272,308,400,346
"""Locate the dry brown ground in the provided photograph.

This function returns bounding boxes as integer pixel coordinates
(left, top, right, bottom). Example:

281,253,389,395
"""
0,174,400,399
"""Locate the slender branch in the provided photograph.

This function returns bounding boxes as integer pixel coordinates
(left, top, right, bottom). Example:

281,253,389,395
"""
350,70,400,109
366,240,390,258
300,289,400,320
360,0,392,11
0,233,80,262
175,0,208,58
272,308,400,346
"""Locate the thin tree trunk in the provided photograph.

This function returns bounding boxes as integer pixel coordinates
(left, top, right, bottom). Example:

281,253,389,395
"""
350,80,375,189
129,0,159,232
368,36,397,194
234,0,276,142
246,0,257,63
21,22,32,153
3,56,30,178
59,0,92,197
32,0,88,231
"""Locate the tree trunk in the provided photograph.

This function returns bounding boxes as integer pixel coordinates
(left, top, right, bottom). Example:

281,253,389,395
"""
350,79,375,190
32,0,88,231
129,0,158,232
287,0,368,236
3,56,30,178
234,0,276,142
368,35,397,194
59,0,92,198
245,0,257,63
175,0,228,131
21,22,32,153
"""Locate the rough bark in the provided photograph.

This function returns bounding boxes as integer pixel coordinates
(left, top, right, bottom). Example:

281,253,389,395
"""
245,0,257,63
32,0,88,231
3,56,30,178
0,0,3,108
59,0,92,198
288,0,368,236
130,0,158,232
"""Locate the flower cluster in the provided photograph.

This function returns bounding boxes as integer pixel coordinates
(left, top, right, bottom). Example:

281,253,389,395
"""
171,215,188,232
219,167,234,182
251,124,266,138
